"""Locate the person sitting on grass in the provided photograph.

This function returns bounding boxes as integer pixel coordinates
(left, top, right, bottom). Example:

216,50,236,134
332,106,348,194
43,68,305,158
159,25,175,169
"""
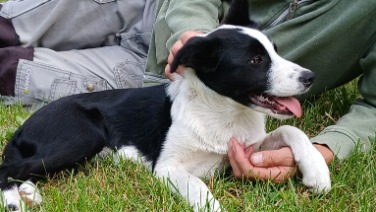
0,0,375,182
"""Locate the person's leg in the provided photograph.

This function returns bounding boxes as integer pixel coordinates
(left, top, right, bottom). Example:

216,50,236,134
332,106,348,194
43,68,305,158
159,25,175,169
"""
0,47,33,96
0,11,19,47
10,45,146,107
118,0,157,57
0,0,148,50
0,0,157,106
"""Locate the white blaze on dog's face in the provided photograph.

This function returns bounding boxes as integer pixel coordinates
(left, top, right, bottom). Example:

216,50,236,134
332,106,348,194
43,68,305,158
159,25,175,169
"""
170,25,315,119
230,25,315,119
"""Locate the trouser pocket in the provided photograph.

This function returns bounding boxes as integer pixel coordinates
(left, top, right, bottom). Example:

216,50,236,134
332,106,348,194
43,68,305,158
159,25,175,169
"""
15,59,109,105
1,0,125,50
0,0,118,19
0,0,52,19
113,59,145,89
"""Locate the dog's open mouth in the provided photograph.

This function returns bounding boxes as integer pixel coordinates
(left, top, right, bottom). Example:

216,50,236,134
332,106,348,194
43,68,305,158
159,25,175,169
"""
249,94,302,118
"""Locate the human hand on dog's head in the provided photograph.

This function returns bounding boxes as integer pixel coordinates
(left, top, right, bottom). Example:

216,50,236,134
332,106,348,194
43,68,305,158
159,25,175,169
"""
165,31,204,81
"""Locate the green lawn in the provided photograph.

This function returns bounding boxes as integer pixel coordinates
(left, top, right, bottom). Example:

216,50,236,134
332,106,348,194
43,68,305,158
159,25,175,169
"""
0,0,375,210
0,79,375,211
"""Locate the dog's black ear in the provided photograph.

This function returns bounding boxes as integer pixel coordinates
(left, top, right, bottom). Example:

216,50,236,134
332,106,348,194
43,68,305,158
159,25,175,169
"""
221,0,257,28
170,36,218,73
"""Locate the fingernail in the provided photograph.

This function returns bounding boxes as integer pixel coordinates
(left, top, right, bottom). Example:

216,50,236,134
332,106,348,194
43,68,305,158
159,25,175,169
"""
251,153,263,166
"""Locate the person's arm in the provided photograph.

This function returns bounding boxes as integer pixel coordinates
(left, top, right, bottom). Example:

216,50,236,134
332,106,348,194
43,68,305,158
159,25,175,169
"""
164,0,222,50
311,42,376,160
228,43,376,182
166,30,335,182
143,0,222,86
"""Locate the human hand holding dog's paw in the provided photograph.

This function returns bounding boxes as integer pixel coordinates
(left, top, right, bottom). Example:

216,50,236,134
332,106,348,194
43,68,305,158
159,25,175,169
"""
165,31,204,80
228,138,297,183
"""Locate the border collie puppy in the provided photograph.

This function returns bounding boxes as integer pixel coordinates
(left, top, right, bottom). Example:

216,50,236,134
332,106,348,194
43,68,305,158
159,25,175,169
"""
0,0,330,211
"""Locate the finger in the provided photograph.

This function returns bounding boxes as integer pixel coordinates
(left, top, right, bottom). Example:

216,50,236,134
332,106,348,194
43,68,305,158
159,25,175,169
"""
244,145,253,158
164,64,173,81
165,64,185,81
165,39,185,80
170,40,184,57
228,139,241,177
180,31,203,44
228,138,253,178
165,41,185,80
251,147,295,167
248,166,297,183
232,139,254,178
167,49,175,65
165,50,176,80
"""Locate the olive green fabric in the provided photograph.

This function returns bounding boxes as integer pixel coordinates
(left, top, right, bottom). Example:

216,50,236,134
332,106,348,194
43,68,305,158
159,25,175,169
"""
144,0,376,159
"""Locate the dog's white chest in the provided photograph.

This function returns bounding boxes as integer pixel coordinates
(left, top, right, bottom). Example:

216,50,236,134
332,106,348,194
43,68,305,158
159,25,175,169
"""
157,71,267,181
167,72,267,154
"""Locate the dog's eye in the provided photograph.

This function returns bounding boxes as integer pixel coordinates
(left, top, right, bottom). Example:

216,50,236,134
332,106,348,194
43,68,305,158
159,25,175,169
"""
250,56,263,64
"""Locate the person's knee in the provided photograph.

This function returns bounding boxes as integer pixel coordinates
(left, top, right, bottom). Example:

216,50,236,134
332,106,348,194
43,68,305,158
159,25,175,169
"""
0,46,34,96
0,16,19,48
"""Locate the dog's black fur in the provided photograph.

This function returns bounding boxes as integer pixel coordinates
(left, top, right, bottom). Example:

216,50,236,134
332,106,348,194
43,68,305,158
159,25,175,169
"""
0,0,276,193
1,85,171,183
0,0,325,210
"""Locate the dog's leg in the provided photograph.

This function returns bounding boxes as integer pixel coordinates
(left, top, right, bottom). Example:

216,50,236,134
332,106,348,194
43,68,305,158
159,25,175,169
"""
114,146,141,163
260,125,331,193
0,161,46,211
18,180,42,207
0,136,105,211
1,180,42,211
154,164,222,212
1,185,27,212
113,146,154,170
1,164,25,211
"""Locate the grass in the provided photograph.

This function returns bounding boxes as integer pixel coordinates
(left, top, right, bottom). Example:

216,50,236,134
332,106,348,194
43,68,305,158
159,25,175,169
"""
1,79,375,212
0,0,375,210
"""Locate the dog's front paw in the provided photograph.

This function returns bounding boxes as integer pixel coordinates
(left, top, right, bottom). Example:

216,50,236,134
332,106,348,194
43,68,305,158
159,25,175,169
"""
301,159,331,194
2,186,26,212
194,198,223,212
19,181,42,207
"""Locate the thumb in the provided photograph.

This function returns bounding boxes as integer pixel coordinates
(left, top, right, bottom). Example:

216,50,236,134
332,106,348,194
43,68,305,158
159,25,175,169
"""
250,147,295,167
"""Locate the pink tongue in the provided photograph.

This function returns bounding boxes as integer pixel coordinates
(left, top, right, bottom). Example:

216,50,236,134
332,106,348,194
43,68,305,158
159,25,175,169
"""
275,97,302,118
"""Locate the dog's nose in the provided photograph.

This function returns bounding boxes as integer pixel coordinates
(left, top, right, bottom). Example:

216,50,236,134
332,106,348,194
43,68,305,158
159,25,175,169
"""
299,71,315,87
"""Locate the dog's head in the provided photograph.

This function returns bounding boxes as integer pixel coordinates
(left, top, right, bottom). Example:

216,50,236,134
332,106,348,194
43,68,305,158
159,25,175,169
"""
170,0,314,119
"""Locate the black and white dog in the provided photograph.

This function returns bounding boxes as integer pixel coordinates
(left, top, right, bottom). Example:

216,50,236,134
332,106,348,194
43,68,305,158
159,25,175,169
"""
0,0,330,211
